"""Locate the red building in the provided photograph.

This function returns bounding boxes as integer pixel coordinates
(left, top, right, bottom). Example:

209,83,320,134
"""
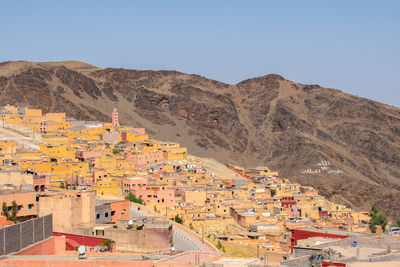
319,210,329,219
282,201,296,208
33,175,49,192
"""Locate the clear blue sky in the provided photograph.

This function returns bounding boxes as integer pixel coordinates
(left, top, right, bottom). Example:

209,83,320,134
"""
1,1,399,106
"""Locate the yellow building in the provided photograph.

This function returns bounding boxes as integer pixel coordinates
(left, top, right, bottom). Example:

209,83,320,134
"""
96,178,120,196
162,147,187,160
0,141,17,158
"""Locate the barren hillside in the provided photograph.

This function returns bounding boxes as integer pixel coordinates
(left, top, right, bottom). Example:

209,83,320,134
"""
1,61,399,218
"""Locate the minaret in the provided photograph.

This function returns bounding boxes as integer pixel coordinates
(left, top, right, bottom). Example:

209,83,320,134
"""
112,108,119,127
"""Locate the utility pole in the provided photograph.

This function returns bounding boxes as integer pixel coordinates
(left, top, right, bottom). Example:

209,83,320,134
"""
202,224,204,243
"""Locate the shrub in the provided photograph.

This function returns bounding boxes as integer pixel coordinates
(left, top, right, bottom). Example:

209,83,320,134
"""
171,215,184,225
125,193,143,204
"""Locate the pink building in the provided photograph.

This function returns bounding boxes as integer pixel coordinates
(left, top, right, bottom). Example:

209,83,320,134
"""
33,175,50,192
286,206,300,218
133,128,146,135
112,108,119,127
76,150,106,160
130,186,175,206
127,151,163,166
123,177,148,194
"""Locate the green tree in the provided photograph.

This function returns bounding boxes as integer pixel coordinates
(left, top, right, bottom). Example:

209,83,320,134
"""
393,219,400,227
216,240,224,250
1,202,9,218
10,201,18,222
112,148,119,155
369,205,388,233
125,193,143,204
171,214,184,225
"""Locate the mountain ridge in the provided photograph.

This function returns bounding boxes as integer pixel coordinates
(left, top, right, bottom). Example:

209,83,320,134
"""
1,60,399,218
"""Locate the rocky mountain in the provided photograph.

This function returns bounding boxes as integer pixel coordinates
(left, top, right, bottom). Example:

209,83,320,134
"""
1,61,399,218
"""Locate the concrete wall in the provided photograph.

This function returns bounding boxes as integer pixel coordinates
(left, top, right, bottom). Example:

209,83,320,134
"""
293,247,322,258
0,170,33,185
14,236,66,255
0,214,53,255
0,260,193,267
96,224,172,252
281,255,312,267
95,204,111,224
38,191,95,232
145,224,172,248
81,191,95,225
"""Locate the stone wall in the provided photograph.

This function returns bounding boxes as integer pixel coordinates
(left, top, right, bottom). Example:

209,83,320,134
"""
95,204,111,224
281,255,311,267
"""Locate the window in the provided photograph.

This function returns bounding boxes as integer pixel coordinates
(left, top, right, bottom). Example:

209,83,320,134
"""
121,209,125,214
96,214,100,219
111,211,115,216
28,204,33,210
7,206,11,212
105,212,109,217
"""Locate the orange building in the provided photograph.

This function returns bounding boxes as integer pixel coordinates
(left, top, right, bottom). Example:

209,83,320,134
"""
110,200,130,223
0,190,37,219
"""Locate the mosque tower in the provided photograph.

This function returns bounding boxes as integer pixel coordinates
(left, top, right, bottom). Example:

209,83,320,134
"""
112,108,119,127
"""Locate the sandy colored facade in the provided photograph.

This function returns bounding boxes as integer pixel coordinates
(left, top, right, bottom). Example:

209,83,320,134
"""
38,191,96,232
0,190,36,218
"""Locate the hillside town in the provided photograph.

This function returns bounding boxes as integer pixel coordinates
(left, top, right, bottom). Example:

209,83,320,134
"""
0,104,399,266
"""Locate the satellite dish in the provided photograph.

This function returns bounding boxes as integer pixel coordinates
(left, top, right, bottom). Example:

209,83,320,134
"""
128,220,133,225
78,245,86,254
78,245,87,259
